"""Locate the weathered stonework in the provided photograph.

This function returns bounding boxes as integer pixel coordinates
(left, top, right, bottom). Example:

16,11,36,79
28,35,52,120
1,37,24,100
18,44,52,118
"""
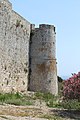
0,0,58,95
29,25,58,95
0,0,30,93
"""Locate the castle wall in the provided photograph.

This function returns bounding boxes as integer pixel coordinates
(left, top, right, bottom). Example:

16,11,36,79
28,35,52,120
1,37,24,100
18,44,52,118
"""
29,24,58,95
0,0,58,95
0,0,30,93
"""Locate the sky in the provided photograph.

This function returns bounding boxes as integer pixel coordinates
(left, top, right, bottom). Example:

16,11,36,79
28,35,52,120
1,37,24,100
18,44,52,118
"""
9,0,80,79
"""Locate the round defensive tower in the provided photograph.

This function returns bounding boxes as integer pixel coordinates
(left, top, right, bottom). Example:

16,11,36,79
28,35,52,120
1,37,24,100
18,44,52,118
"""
29,24,58,95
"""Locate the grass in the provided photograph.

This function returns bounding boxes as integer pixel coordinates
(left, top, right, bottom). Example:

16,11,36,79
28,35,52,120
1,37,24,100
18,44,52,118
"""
0,92,80,110
34,92,61,108
0,92,33,106
0,92,80,120
40,114,63,120
60,99,80,110
0,92,61,108
34,92,80,110
34,92,56,101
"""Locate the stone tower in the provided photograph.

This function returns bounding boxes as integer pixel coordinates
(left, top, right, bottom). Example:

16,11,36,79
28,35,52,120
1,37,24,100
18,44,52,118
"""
29,24,58,95
0,0,58,95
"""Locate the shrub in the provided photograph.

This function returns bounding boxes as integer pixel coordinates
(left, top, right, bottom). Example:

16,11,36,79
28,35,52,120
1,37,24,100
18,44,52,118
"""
58,76,63,96
63,72,80,100
60,99,80,110
58,76,63,82
34,92,55,102
34,92,60,108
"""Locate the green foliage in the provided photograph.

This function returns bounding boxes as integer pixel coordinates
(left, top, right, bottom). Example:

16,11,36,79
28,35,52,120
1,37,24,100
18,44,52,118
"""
40,114,63,120
58,76,63,96
16,20,21,27
5,99,32,106
47,99,61,108
34,92,80,110
0,92,21,101
34,92,60,108
58,76,63,82
34,92,54,101
0,93,33,106
0,92,79,110
60,99,80,110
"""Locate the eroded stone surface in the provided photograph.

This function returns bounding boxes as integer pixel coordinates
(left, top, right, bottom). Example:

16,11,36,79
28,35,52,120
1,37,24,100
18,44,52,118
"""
29,24,58,95
0,0,30,93
0,0,58,95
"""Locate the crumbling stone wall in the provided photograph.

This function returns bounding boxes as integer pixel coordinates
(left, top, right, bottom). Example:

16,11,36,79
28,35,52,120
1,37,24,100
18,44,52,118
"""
0,0,30,93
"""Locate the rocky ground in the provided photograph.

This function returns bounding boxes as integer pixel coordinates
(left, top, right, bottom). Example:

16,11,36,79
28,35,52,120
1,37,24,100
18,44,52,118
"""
0,92,80,120
0,104,80,120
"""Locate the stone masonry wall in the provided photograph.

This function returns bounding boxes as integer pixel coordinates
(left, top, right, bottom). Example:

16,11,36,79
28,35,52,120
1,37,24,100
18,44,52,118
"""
0,0,58,95
0,0,30,93
29,24,58,95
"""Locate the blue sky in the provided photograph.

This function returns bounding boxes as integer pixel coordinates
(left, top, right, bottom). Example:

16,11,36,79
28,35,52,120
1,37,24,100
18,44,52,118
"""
9,0,80,78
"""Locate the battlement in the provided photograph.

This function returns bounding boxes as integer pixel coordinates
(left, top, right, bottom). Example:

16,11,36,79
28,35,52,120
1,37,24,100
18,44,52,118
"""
39,24,54,29
40,24,56,33
31,24,56,33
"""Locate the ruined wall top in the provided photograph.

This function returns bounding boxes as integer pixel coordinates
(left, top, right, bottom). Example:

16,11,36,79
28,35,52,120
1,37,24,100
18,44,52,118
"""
31,24,56,33
39,24,56,33
39,24,54,29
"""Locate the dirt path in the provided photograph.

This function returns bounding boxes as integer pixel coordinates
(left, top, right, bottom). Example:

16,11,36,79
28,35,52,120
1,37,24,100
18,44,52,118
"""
0,104,48,120
0,104,80,120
